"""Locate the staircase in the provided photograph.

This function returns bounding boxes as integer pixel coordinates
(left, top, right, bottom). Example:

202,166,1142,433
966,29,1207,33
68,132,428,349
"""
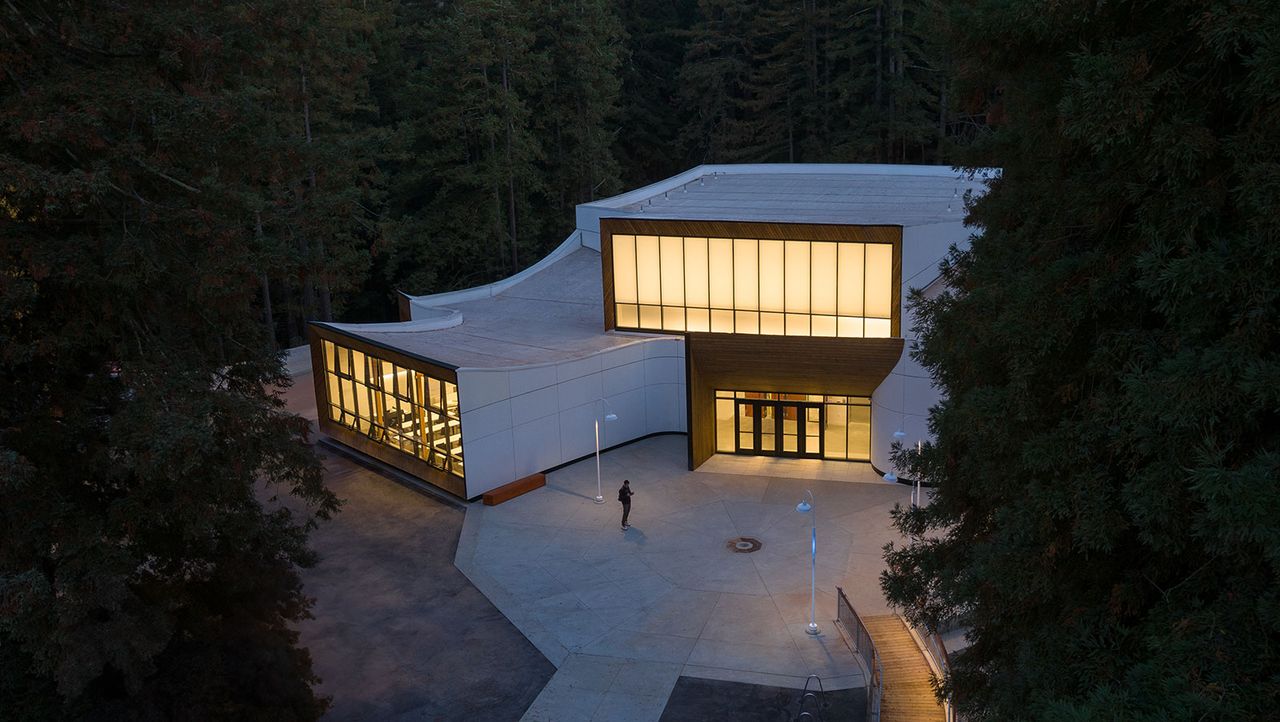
860,615,946,722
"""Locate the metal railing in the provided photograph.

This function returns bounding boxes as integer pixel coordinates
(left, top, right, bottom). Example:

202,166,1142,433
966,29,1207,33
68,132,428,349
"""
905,616,961,722
835,587,883,722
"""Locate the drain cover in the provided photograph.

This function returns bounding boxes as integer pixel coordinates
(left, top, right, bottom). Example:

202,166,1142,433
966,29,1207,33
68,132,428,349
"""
727,537,762,553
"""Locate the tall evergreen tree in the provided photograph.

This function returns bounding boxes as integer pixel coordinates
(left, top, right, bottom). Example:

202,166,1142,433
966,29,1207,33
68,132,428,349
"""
615,0,699,185
0,2,341,717
376,0,624,296
882,0,1280,718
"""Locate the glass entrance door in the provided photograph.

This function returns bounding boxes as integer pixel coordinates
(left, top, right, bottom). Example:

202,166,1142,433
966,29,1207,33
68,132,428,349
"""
735,400,823,458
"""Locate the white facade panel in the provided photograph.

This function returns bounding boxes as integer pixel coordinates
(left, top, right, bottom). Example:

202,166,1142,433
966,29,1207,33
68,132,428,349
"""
557,403,599,462
602,360,646,396
508,364,559,396
556,373,605,412
556,354,603,383
644,356,682,386
512,417,563,481
600,341,647,369
459,398,512,442
457,369,510,411
462,429,516,498
455,337,687,498
509,384,559,426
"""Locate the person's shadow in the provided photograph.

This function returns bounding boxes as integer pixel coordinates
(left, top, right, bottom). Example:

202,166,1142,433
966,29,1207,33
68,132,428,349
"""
621,526,647,547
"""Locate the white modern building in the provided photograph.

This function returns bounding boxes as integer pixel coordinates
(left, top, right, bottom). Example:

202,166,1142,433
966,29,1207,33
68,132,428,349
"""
309,164,989,499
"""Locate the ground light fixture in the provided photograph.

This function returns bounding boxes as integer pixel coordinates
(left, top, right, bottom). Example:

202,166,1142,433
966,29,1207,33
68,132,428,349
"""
594,399,619,504
795,490,820,635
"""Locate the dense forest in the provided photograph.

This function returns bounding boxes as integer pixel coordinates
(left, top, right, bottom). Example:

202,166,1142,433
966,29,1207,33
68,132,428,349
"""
1,0,965,348
7,0,1275,719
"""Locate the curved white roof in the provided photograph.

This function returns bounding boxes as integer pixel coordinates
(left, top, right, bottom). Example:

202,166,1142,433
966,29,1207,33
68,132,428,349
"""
579,163,993,227
325,164,993,370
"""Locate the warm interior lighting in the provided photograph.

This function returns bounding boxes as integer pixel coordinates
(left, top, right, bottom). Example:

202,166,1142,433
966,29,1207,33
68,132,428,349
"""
613,234,637,303
684,237,709,306
321,338,464,477
837,244,864,316
733,238,759,309
865,243,893,318
759,240,785,312
714,389,871,461
611,234,895,338
636,235,661,304
785,242,810,313
660,236,685,306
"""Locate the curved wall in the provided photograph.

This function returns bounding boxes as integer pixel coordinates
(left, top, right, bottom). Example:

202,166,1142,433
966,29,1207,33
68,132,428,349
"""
457,336,686,498
870,221,971,477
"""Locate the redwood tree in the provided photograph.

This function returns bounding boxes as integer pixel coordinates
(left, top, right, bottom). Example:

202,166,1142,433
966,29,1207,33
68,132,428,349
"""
1,3,340,718
882,1,1280,719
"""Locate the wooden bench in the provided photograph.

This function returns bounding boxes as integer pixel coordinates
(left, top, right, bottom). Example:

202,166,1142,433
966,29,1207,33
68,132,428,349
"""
482,472,546,506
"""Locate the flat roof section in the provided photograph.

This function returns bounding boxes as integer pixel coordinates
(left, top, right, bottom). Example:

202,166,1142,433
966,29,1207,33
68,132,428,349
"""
327,247,647,369
586,164,989,227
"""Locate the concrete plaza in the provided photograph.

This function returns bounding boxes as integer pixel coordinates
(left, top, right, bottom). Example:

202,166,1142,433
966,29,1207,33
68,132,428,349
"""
454,434,913,721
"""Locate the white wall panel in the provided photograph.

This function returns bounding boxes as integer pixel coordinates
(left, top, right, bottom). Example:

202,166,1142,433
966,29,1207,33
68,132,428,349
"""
556,354,603,383
645,383,684,433
600,342,647,369
457,369,510,410
512,417,563,480
558,403,599,461
462,429,515,498
601,387,646,445
644,356,683,386
557,373,604,412
459,399,512,441
602,360,646,396
509,385,558,426
644,337,680,359
508,364,559,396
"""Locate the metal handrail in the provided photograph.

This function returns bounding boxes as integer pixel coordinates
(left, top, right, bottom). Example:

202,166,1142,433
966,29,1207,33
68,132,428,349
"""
835,587,883,722
797,674,826,721
905,617,961,722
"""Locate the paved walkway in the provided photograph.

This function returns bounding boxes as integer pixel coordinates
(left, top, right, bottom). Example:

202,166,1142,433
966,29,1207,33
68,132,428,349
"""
454,435,913,721
862,616,946,722
294,448,555,720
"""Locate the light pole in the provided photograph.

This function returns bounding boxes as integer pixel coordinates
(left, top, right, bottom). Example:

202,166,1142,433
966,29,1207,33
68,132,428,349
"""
795,490,820,635
594,399,618,504
885,427,906,482
913,440,922,508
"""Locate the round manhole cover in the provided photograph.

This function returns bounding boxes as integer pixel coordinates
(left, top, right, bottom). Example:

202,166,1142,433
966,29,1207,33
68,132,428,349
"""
727,537,763,553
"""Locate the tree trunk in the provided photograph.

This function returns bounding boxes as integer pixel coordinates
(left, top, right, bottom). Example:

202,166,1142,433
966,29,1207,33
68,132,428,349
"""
301,65,332,321
502,55,518,273
483,65,505,273
256,212,276,350
875,3,884,162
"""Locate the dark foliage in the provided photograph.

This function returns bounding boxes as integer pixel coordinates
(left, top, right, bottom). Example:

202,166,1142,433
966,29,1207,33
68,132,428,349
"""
882,1,1280,718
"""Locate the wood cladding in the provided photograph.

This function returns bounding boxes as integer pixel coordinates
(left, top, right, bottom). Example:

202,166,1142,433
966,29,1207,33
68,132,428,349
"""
599,217,903,335
685,332,904,468
396,292,412,322
601,217,902,244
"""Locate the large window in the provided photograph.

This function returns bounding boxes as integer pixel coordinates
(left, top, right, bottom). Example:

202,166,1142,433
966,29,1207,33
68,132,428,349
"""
322,339,463,477
611,235,894,338
713,390,871,462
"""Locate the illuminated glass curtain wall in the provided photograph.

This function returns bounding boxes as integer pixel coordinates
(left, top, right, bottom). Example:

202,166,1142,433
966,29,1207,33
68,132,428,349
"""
322,339,464,477
612,235,894,337
713,390,871,461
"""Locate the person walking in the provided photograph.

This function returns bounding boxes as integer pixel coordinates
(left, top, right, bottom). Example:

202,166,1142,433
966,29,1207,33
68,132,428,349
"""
618,479,633,530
